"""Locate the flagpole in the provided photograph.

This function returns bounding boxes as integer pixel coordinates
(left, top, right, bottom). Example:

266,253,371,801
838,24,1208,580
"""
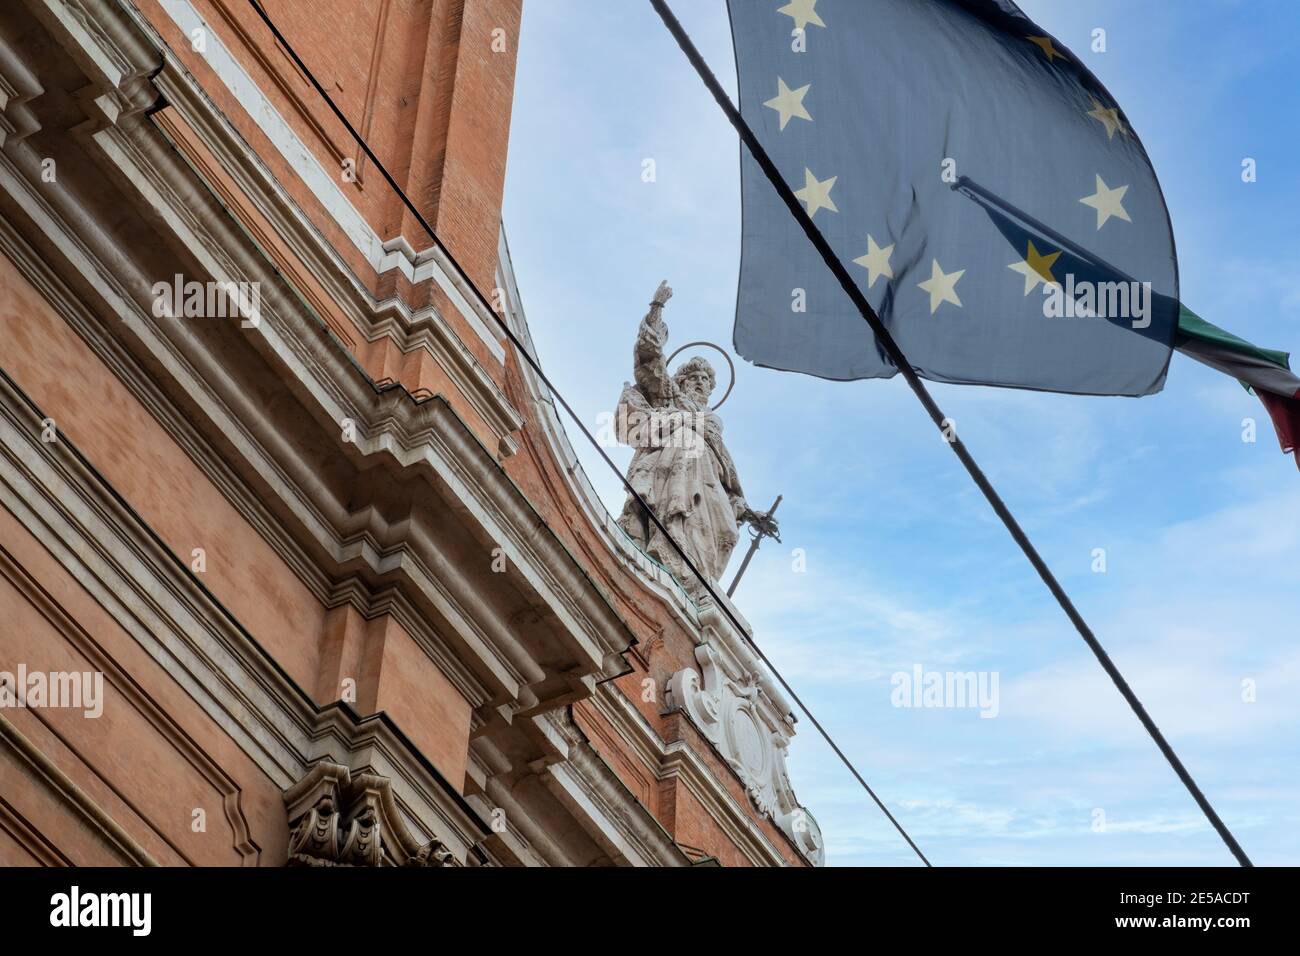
649,0,1251,866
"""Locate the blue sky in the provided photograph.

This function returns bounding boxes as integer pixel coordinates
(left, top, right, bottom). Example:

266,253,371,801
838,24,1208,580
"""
502,0,1300,865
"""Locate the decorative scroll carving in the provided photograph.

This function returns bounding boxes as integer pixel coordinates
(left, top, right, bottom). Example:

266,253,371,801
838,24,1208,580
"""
283,762,460,867
666,615,825,866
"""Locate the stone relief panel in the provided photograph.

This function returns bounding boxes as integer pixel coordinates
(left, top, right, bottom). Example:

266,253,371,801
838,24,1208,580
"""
666,609,824,866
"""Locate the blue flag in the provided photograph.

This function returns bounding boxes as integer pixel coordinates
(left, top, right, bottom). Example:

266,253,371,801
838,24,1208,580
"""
728,0,1179,395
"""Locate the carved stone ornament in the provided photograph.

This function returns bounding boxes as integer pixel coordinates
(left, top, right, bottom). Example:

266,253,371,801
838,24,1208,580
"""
283,762,459,867
615,282,778,590
666,611,824,865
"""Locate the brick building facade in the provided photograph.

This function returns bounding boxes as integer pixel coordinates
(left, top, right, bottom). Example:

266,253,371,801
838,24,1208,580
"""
0,0,821,867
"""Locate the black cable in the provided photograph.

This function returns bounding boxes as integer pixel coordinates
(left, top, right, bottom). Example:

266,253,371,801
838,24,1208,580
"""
648,0,1251,867
246,0,930,865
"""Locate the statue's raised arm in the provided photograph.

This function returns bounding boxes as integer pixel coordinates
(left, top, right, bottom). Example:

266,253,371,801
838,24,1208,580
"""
633,280,674,408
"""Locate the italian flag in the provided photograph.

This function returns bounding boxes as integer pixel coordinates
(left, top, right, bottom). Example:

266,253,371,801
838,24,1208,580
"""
1176,305,1300,469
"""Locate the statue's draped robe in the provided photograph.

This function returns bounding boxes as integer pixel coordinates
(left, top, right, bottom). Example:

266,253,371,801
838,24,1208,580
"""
616,313,746,588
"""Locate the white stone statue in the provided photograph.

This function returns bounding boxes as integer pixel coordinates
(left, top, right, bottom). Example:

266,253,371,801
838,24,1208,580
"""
615,281,777,591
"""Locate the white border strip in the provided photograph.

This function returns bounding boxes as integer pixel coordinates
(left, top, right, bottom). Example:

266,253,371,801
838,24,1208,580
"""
157,0,504,362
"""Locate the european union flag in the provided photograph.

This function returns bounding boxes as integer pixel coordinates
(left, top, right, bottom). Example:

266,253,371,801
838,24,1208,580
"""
728,0,1179,395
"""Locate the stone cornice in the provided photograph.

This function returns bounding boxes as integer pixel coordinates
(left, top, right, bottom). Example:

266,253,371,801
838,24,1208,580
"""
463,708,690,867
544,708,690,867
0,182,485,712
143,53,524,451
26,0,160,125
142,0,514,373
0,363,486,861
0,49,636,711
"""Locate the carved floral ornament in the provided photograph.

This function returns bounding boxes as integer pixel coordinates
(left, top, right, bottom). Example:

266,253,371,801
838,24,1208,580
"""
283,762,459,867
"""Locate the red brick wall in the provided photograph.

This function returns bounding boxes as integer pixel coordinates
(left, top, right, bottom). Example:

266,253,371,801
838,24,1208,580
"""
251,0,520,295
420,0,521,294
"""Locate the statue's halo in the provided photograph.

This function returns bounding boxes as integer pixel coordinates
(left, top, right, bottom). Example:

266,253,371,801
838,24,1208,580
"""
667,341,736,411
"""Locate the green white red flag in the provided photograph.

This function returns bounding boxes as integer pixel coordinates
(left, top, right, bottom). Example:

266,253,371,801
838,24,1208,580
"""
1176,306,1300,469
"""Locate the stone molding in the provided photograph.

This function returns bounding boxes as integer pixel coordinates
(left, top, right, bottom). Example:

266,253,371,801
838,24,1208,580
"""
144,61,523,452
0,540,261,865
151,0,508,365
464,705,691,868
0,355,485,863
0,712,159,867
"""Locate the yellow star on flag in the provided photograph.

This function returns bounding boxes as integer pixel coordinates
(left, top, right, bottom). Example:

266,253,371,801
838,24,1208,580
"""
918,259,964,314
764,77,812,130
1027,35,1064,61
777,0,825,33
794,168,837,218
1086,96,1125,139
1080,174,1131,229
852,235,894,289
1007,241,1062,295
